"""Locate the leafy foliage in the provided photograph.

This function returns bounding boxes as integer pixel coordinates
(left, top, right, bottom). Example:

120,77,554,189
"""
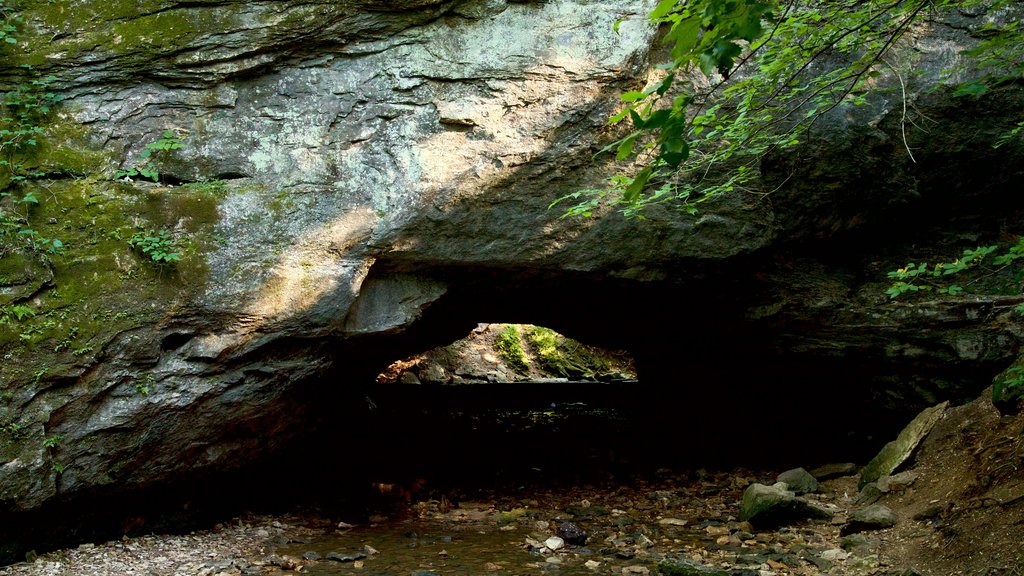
115,130,184,183
0,1,18,46
557,0,1023,218
885,242,1024,299
1,5,63,255
128,229,181,265
994,364,1024,406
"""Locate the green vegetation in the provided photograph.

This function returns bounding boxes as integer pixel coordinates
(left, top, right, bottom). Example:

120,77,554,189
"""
885,240,1024,299
494,325,530,375
556,0,1023,218
524,326,611,379
994,364,1024,406
115,130,184,183
128,229,181,265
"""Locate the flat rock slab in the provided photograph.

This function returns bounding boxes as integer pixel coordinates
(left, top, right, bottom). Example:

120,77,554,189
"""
810,462,858,480
859,402,948,489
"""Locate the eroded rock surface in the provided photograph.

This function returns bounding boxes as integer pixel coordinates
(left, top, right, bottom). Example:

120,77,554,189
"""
0,0,1023,562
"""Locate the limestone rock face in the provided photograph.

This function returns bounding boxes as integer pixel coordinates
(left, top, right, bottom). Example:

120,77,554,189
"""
0,0,1022,558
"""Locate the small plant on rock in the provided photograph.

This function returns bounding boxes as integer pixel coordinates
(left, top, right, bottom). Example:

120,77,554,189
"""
115,130,183,183
128,229,180,265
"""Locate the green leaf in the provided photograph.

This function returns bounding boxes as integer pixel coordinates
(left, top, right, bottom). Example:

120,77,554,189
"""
660,137,689,169
616,132,640,160
622,167,653,204
650,0,679,20
629,109,645,129
620,91,647,102
954,81,988,98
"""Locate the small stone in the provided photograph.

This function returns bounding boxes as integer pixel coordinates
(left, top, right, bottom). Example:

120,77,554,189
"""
546,556,563,564
363,545,379,556
912,504,945,521
545,536,565,550
585,560,601,569
485,562,503,571
302,551,322,561
819,548,850,561
353,560,364,568
877,470,918,492
399,371,421,385
842,504,898,535
856,483,883,505
326,551,367,562
622,566,650,575
809,462,859,480
556,521,587,545
659,518,688,526
776,468,819,495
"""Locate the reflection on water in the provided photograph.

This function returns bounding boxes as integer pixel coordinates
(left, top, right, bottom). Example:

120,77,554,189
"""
280,510,602,576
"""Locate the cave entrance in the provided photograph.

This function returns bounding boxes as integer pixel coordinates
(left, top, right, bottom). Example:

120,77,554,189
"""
337,324,644,507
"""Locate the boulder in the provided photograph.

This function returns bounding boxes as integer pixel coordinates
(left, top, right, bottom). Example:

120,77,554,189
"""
842,504,899,535
739,483,834,528
776,467,819,494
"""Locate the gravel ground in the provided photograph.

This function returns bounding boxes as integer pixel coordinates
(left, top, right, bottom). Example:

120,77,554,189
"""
0,515,313,576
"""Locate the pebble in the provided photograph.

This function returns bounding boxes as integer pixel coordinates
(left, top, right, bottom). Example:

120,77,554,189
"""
545,536,565,551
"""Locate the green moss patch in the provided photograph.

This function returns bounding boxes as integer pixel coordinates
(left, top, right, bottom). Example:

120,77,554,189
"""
0,176,224,393
494,324,529,376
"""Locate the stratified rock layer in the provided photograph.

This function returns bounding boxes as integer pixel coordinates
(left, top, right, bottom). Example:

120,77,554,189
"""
0,0,1022,562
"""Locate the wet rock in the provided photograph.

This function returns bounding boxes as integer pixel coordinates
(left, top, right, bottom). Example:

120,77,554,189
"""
566,504,610,519
776,468,819,495
810,462,859,480
265,535,289,546
411,571,440,576
399,372,422,385
739,483,834,528
555,521,587,546
656,558,729,576
302,551,321,561
326,551,367,562
860,402,949,489
842,504,898,535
